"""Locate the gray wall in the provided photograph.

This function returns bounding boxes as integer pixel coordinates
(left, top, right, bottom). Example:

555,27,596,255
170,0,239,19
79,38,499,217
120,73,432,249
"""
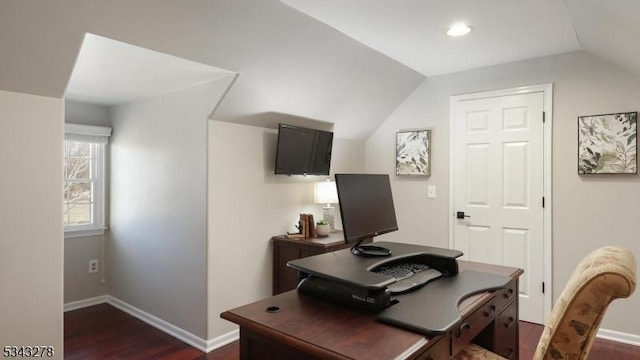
367,50,640,336
63,100,111,303
64,235,107,303
0,90,63,358
108,79,233,339
65,99,112,127
207,120,366,338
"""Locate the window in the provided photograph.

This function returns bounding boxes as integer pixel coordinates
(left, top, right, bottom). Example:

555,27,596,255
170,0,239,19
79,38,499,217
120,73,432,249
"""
64,124,111,238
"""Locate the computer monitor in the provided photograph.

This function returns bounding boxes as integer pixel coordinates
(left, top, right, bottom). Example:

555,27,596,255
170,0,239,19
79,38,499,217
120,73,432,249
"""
335,174,398,257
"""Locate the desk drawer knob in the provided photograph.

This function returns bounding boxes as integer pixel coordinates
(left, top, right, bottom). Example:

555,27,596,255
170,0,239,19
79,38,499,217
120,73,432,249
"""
503,316,515,328
457,322,471,337
502,288,514,299
483,304,496,317
503,347,515,359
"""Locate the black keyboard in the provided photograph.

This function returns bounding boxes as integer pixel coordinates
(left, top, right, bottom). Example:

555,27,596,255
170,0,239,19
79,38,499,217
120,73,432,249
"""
372,262,442,294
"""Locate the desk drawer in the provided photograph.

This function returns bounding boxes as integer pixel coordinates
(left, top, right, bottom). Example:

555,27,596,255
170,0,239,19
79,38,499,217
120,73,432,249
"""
493,279,517,311
452,299,496,356
415,335,449,360
494,301,518,359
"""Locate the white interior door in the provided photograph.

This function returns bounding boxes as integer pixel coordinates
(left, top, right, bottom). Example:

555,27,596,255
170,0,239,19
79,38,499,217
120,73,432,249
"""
451,91,546,324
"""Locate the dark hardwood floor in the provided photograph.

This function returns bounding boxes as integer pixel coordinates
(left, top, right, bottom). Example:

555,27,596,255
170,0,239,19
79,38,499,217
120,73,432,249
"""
65,303,639,359
64,304,237,360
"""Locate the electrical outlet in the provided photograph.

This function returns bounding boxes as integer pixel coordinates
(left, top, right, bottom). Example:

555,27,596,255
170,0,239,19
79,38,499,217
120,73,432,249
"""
89,259,98,273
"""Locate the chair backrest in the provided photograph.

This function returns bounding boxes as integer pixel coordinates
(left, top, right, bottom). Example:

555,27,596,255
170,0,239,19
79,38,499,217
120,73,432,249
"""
534,246,636,360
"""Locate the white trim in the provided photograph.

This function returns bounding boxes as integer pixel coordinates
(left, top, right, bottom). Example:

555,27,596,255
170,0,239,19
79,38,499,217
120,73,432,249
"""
597,328,640,347
63,295,108,312
65,123,112,137
449,83,554,323
106,296,209,352
64,228,106,239
541,84,554,324
205,329,240,353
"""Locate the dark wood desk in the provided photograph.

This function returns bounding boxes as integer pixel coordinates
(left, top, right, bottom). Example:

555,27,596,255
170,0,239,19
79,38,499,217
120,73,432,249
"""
222,260,523,360
272,233,371,295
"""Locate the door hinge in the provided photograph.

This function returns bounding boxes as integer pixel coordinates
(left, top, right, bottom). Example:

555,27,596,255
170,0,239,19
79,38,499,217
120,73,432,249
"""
542,111,546,123
542,197,545,208
542,282,545,294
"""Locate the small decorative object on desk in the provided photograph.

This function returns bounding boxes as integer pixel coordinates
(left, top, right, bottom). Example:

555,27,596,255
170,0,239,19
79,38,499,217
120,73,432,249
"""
285,213,320,239
316,220,330,237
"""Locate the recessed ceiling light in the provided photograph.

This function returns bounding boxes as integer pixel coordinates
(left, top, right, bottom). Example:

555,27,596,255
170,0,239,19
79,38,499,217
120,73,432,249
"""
446,22,472,37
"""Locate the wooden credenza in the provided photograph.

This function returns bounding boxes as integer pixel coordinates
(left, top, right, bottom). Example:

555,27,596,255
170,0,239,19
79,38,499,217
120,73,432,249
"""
225,258,522,359
271,232,371,295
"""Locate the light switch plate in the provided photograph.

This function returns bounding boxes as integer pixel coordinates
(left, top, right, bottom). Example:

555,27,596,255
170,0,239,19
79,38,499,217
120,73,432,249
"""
427,185,436,198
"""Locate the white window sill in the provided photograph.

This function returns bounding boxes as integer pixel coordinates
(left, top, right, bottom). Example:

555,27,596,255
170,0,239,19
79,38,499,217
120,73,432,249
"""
64,228,106,239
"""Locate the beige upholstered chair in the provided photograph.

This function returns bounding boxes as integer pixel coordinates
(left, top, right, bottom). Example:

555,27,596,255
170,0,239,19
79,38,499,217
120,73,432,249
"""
455,246,636,360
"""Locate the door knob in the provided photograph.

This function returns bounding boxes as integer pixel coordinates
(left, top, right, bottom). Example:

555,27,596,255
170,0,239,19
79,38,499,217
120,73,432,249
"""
456,211,470,219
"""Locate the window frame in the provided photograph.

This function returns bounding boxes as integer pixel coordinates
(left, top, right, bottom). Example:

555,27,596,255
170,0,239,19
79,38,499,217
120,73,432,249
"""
64,123,111,239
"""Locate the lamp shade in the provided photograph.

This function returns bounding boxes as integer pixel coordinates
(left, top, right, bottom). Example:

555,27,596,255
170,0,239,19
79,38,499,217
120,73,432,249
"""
314,181,338,204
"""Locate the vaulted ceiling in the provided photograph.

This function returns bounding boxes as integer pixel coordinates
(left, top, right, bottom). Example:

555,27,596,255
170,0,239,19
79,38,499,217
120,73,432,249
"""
281,0,640,79
282,0,581,77
1,0,639,140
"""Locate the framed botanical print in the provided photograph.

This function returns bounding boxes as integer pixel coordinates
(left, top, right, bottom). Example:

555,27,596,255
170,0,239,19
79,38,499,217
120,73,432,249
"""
396,129,431,176
578,112,637,174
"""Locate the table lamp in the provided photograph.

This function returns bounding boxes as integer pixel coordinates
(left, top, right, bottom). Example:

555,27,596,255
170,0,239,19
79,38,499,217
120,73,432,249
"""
314,179,339,231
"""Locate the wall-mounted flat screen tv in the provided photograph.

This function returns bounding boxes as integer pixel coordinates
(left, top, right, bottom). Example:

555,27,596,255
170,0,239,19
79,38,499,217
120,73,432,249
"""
275,123,333,176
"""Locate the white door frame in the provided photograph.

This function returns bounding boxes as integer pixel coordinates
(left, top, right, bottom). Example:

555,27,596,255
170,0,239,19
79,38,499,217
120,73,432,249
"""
448,83,553,323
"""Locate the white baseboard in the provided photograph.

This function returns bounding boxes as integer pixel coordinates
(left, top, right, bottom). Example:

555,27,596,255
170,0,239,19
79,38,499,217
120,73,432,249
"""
598,328,640,347
64,295,108,312
106,296,209,352
205,329,239,353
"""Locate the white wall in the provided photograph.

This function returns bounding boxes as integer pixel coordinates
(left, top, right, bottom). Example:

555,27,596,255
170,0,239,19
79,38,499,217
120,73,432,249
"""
0,90,63,358
108,78,233,339
367,50,640,336
207,120,365,339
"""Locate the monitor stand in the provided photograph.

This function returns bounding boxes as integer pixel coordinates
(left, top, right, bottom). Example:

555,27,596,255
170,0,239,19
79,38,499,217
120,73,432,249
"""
351,238,391,257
